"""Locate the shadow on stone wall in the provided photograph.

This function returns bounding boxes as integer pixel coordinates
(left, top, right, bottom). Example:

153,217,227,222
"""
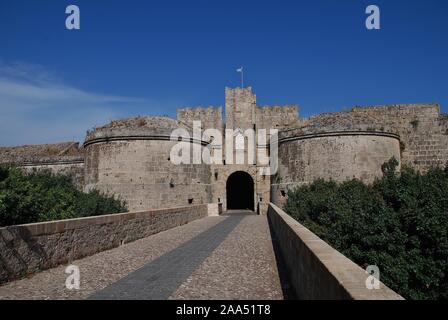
0,205,208,284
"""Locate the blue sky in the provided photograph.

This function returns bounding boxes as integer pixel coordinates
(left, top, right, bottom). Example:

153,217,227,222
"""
0,0,447,145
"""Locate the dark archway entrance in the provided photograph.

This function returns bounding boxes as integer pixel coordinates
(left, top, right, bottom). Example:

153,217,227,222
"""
226,171,254,210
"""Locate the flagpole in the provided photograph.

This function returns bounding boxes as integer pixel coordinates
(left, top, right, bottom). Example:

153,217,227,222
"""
237,66,244,88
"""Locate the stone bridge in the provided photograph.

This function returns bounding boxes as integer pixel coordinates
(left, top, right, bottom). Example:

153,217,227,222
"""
0,204,402,300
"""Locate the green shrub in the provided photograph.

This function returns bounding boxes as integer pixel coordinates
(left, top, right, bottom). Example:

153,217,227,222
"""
284,158,448,300
0,165,127,227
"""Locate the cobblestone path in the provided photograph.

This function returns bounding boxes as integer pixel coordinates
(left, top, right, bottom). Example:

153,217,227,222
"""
0,213,286,300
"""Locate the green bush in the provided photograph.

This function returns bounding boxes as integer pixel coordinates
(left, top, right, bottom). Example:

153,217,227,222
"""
0,165,127,227
284,158,448,300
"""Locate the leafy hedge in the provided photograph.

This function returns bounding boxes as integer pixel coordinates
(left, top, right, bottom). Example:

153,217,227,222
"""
0,165,127,227
284,158,448,300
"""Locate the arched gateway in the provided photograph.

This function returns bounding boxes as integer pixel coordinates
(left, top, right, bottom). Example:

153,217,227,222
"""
226,171,254,211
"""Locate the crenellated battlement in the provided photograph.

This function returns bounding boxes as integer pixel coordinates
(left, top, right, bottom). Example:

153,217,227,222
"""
1,87,446,216
177,106,223,130
256,104,299,129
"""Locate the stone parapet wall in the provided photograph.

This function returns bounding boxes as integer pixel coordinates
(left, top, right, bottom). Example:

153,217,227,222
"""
85,116,199,143
0,142,85,188
177,106,223,131
350,104,446,171
255,105,299,130
267,203,403,300
293,104,440,134
0,204,208,284
281,104,447,172
0,158,85,189
20,160,85,189
0,142,84,174
0,142,83,164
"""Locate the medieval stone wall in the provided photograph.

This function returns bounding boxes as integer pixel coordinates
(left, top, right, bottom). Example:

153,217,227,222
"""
1,88,445,215
20,161,85,188
348,104,447,171
225,87,256,130
0,142,83,163
255,105,299,130
177,106,223,130
275,104,445,166
271,103,448,208
272,132,401,207
83,116,212,212
268,203,403,299
0,142,85,188
84,139,212,212
0,204,208,284
440,113,448,166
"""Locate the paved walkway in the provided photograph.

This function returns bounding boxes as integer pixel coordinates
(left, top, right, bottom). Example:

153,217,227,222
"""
0,213,287,300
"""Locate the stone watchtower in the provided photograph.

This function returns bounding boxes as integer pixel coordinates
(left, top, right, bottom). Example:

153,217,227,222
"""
225,87,257,130
205,87,279,215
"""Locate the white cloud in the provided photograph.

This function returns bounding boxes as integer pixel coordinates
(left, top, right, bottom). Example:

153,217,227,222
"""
0,62,152,146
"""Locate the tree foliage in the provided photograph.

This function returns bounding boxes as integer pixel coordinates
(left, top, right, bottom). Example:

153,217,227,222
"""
0,165,127,227
284,158,448,300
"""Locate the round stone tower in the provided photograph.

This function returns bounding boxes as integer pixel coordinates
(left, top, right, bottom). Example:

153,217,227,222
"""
83,116,212,212
271,112,401,206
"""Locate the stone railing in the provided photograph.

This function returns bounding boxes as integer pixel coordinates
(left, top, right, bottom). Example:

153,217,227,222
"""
267,203,404,300
0,204,208,284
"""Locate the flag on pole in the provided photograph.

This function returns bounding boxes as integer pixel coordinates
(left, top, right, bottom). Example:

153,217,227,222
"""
236,67,244,88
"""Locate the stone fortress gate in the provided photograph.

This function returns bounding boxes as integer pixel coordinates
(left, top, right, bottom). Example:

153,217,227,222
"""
1,86,447,299
1,87,447,215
